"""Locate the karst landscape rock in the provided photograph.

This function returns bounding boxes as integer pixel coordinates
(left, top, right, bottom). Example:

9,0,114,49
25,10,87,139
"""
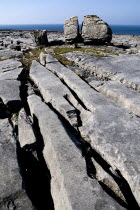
1,16,140,210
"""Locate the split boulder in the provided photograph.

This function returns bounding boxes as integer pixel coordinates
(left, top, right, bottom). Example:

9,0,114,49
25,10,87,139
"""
64,16,79,43
81,15,112,44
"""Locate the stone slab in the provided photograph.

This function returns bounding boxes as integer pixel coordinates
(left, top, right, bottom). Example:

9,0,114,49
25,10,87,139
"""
30,60,79,127
0,49,23,59
90,80,140,117
65,53,140,91
0,118,34,210
79,106,140,206
45,55,140,206
45,54,114,113
28,94,124,210
18,108,36,148
0,80,21,111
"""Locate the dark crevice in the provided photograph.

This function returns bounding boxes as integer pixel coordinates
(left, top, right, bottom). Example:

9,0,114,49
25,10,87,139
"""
80,139,140,210
15,61,55,210
19,69,31,116
64,94,82,127
99,181,127,208
43,64,89,111
19,58,139,209
16,114,55,210
26,77,139,209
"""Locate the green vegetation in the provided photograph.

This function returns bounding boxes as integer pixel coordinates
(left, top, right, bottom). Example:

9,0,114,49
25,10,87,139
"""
21,48,46,69
50,53,75,66
51,47,119,56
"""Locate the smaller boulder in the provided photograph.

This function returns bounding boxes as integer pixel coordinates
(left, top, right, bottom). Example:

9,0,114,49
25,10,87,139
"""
64,16,79,43
33,30,48,46
82,15,112,44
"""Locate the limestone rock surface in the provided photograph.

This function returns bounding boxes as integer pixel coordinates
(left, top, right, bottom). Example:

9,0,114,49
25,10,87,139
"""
33,30,48,46
28,94,124,210
0,119,34,210
64,16,79,43
18,108,36,148
81,15,112,44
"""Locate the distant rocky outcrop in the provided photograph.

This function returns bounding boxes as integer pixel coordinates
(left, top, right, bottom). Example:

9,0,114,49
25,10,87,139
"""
64,16,79,43
81,15,112,44
33,30,48,46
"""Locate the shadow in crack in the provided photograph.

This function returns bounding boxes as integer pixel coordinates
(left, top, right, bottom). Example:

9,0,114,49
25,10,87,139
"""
81,140,140,210
16,114,54,210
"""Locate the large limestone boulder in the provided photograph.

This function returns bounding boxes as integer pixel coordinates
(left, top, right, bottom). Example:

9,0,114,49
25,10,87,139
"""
64,16,79,43
33,30,48,46
81,15,112,44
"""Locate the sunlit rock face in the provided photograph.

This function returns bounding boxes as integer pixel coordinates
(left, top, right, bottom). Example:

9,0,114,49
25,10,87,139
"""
81,15,112,44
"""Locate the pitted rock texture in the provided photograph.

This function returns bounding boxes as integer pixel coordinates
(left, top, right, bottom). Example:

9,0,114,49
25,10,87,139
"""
64,16,79,43
81,15,112,44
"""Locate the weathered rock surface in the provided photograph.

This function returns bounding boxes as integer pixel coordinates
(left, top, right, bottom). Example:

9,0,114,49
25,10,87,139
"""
0,118,34,210
18,108,36,148
0,49,23,59
28,94,124,210
81,15,112,44
30,60,80,127
90,80,140,117
0,59,23,80
79,106,140,207
45,55,140,206
65,52,140,91
45,54,112,112
64,16,79,43
0,80,21,111
33,30,48,46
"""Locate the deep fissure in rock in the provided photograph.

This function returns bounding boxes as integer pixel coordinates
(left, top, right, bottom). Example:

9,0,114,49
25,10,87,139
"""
80,139,140,210
17,60,55,210
19,55,140,209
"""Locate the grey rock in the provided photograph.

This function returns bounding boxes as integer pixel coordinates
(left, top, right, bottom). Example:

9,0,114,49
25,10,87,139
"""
30,60,79,126
45,54,112,112
79,107,140,206
91,158,126,204
18,108,36,148
64,16,79,43
39,52,47,66
0,59,22,72
0,49,23,59
33,30,48,46
81,15,112,44
0,59,23,80
0,119,34,210
0,80,21,111
65,53,140,92
28,94,124,210
90,80,140,117
45,55,140,205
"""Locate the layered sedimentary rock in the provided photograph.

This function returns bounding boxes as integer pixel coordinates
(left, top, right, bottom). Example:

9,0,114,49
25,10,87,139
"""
81,15,112,44
64,16,79,43
33,30,48,46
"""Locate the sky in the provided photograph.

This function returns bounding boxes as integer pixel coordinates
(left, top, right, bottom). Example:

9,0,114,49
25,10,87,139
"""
0,0,140,25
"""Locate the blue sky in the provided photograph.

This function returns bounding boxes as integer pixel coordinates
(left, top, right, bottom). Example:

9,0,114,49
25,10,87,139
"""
0,0,140,25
